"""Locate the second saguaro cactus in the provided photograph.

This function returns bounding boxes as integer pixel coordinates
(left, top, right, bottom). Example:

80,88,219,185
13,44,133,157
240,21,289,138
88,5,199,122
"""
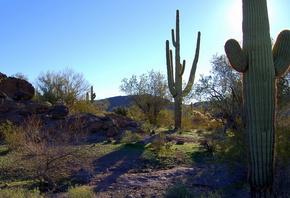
90,86,96,104
225,0,290,196
166,10,201,129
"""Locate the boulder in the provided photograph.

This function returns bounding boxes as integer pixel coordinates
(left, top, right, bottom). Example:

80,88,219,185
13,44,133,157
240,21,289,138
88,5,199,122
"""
71,169,93,184
25,102,50,114
13,90,34,101
106,126,118,137
49,105,69,119
0,73,35,100
0,99,26,114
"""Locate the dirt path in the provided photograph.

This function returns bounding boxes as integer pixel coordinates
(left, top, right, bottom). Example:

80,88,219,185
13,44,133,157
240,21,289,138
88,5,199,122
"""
90,163,248,198
86,135,249,198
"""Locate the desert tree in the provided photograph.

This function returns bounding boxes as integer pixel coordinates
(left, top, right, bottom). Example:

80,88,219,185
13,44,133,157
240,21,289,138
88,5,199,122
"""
35,68,90,108
194,54,243,132
120,70,171,125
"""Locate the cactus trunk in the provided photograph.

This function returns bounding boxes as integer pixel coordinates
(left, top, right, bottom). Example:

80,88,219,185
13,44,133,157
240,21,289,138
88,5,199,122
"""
225,0,290,196
166,10,201,129
244,0,275,195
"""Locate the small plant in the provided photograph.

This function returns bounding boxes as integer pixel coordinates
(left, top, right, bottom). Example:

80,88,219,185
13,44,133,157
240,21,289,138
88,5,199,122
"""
71,100,97,114
0,120,24,151
120,130,141,145
67,185,95,198
149,132,168,152
0,187,43,198
165,179,194,198
112,106,128,116
141,122,157,133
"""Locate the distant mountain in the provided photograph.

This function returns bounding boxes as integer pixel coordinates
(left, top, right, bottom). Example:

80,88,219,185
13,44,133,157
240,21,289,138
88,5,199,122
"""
97,95,174,112
98,95,209,112
98,96,133,112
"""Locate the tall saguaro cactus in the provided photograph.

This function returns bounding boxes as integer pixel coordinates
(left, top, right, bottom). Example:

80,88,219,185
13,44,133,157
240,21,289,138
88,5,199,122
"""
225,0,290,196
166,10,201,129
90,86,96,104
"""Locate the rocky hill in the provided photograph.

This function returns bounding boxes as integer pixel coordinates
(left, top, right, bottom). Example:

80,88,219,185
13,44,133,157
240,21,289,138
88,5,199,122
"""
98,96,133,112
98,95,174,112
0,73,143,139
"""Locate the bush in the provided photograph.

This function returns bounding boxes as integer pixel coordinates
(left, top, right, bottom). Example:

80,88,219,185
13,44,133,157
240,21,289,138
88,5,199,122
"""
141,122,157,133
120,130,141,145
215,125,247,168
156,109,174,128
5,116,93,191
149,132,168,152
71,100,97,114
0,188,43,198
274,116,290,196
112,106,128,116
0,120,24,151
165,180,194,198
276,116,290,164
67,185,95,198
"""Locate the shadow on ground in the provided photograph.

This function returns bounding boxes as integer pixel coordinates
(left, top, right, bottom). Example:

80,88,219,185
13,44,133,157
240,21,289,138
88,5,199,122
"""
93,143,145,193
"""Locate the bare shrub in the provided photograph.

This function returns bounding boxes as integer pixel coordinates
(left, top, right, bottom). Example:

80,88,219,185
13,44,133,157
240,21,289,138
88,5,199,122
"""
9,116,93,191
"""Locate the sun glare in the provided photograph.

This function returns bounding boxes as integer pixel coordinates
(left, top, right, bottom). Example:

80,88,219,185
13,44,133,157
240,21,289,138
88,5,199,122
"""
228,0,242,34
228,0,275,34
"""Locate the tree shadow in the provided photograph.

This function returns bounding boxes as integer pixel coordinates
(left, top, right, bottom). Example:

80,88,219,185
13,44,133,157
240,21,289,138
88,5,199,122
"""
93,143,146,193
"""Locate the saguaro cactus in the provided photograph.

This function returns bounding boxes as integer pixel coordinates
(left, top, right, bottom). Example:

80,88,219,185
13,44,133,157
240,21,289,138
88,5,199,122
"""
224,0,290,196
90,86,96,104
166,10,201,129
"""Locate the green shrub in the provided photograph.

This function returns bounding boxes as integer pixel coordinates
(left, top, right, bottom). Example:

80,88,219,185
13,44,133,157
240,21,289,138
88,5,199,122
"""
276,117,290,164
165,180,194,198
120,130,142,145
141,122,157,133
67,185,95,198
71,100,97,114
0,188,43,198
215,127,247,168
112,106,128,116
156,109,174,128
0,120,24,151
148,132,168,152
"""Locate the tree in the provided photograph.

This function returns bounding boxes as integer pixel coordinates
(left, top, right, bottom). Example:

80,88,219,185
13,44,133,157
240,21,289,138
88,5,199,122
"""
35,68,90,108
277,72,290,114
120,70,171,125
11,72,29,81
194,55,243,131
165,10,201,129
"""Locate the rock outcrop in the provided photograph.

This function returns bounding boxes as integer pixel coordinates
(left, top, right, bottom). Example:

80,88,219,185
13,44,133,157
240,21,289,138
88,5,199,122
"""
0,73,35,100
0,73,143,140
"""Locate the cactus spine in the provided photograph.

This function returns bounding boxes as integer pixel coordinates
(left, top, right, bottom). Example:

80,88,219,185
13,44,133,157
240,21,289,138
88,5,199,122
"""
166,10,201,129
225,0,290,196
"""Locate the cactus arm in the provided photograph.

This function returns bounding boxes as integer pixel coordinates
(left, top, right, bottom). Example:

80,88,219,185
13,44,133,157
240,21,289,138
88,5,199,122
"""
171,29,176,47
166,40,177,97
273,30,290,77
182,31,201,97
180,60,185,76
225,39,248,72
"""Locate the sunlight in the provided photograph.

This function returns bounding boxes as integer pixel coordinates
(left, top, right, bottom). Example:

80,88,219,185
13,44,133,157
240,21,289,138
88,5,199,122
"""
228,0,242,34
228,0,275,34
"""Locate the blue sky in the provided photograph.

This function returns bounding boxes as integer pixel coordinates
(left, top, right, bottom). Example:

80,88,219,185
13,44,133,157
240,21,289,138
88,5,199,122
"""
1,0,289,99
